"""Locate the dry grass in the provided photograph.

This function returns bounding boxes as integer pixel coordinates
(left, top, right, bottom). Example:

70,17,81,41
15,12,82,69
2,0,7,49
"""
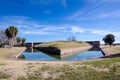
0,58,120,80
101,45,120,55
0,47,25,60
36,41,90,49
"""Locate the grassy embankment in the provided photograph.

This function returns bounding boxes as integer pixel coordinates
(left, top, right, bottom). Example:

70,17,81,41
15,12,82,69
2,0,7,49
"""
36,41,90,49
35,41,91,59
0,47,25,60
0,45,120,80
101,45,120,57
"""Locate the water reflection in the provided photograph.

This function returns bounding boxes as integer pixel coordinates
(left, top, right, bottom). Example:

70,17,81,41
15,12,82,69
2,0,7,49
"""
25,47,39,52
88,47,101,51
20,47,104,61
21,48,60,60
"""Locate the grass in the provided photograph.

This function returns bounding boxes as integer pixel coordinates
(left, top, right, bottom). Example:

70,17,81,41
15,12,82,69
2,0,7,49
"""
0,47,25,60
0,45,120,80
15,58,120,80
0,71,11,79
0,57,119,80
101,45,120,55
36,41,90,49
82,57,120,67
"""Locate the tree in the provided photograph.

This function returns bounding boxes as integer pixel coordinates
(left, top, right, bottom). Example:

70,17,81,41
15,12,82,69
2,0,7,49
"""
17,37,21,46
67,36,76,41
5,26,18,48
0,30,7,47
103,34,115,47
21,38,26,46
103,37,107,45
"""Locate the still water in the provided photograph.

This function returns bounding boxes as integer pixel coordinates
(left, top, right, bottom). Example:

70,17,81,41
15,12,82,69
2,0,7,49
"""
21,48,104,61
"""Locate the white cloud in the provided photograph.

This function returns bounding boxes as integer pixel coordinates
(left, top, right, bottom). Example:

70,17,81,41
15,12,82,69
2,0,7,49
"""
0,16,72,35
20,29,48,35
30,0,67,8
71,26,84,33
66,0,120,20
1,16,120,39
91,30,111,35
91,29,120,37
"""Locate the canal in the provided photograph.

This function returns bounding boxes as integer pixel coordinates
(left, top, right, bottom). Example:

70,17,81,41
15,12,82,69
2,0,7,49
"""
20,47,104,61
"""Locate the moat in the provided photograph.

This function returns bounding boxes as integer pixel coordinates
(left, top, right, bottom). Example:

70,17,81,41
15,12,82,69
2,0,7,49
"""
20,47,104,61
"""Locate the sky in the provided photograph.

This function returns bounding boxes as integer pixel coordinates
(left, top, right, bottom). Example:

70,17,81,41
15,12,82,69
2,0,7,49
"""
0,0,120,43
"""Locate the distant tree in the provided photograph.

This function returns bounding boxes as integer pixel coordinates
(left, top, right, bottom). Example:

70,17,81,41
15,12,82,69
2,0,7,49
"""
17,37,21,46
5,26,18,48
103,34,115,47
103,37,107,45
67,36,76,41
21,38,26,46
0,30,7,47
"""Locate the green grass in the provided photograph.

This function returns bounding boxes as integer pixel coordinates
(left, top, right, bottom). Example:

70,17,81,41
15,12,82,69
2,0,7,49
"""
82,57,120,67
36,41,90,49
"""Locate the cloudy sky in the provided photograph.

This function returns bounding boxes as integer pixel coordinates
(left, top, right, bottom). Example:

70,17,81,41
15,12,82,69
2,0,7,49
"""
0,0,120,43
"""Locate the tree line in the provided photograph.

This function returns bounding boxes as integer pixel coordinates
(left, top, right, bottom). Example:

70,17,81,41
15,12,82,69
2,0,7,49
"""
1,26,116,48
5,26,26,48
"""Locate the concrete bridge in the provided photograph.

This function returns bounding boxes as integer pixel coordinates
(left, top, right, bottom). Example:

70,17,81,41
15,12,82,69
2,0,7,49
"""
86,41,100,47
25,42,43,48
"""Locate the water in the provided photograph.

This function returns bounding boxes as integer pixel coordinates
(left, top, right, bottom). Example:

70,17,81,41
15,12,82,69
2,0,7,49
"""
64,51,103,60
20,48,104,61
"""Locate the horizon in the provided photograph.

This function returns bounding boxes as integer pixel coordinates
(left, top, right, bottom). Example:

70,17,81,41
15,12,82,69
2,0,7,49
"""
0,0,120,44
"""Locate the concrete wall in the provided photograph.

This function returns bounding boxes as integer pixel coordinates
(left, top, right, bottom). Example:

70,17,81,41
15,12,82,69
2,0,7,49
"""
86,41,100,47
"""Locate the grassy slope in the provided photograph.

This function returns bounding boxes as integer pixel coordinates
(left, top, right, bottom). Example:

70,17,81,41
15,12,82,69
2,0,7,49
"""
101,45,120,55
36,41,90,49
0,47,25,60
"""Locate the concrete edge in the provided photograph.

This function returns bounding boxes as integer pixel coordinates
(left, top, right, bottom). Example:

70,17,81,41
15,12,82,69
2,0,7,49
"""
100,48,112,56
10,47,26,60
61,46,92,59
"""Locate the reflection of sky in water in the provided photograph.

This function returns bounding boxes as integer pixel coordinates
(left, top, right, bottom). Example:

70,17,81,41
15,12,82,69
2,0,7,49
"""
64,51,103,61
22,52,59,61
22,50,103,61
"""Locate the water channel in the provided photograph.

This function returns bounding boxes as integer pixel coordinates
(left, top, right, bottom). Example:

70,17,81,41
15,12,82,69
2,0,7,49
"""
20,47,104,61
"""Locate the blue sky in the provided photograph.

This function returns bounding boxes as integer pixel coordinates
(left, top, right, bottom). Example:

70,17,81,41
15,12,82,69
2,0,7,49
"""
0,0,120,43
